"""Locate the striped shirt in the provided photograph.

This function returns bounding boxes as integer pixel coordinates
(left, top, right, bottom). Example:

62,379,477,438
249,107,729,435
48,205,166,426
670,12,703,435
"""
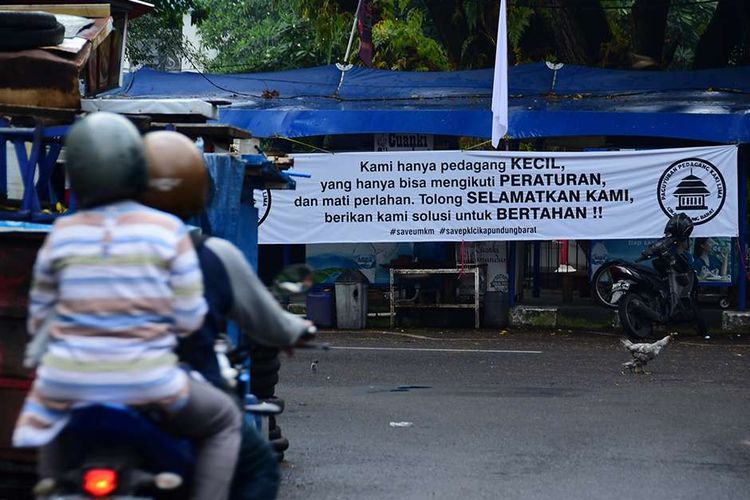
14,200,207,447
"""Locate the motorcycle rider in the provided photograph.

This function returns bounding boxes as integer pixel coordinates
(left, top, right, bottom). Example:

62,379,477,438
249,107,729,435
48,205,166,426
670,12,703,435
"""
664,214,707,335
13,113,242,500
663,213,694,271
140,130,314,499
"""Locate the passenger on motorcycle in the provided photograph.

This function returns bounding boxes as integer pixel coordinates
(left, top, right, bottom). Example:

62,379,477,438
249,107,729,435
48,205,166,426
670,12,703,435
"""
140,130,315,500
13,113,242,500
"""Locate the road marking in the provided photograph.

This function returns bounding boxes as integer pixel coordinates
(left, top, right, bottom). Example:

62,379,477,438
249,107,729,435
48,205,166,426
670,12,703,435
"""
379,331,441,340
330,346,542,354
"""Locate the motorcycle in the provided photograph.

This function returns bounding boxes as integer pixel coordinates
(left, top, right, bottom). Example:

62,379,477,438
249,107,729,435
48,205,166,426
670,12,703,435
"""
32,266,327,499
33,404,192,499
602,235,706,339
32,343,303,500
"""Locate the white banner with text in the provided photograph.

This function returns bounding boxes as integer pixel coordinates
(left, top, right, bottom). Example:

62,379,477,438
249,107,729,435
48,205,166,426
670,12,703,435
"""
258,146,738,243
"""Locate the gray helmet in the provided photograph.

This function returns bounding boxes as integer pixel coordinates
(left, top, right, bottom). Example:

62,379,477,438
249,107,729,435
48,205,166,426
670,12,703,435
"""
64,112,148,208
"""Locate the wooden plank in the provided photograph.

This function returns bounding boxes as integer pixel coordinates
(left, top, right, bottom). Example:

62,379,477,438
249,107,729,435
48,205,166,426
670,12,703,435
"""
0,104,77,122
150,123,253,140
267,156,294,168
0,4,110,16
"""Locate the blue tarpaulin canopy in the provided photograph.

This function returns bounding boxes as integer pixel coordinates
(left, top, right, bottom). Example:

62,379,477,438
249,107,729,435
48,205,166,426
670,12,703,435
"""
105,62,749,310
111,63,750,143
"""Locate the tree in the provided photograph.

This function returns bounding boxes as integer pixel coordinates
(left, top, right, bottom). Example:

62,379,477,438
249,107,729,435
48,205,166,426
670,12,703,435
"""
128,0,746,73
544,0,610,65
126,0,197,69
422,0,746,69
419,0,498,68
192,0,351,73
693,0,750,68
193,0,451,72
370,0,451,70
630,0,671,68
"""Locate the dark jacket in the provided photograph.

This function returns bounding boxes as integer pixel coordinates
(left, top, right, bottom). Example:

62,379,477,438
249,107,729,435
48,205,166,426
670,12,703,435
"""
178,235,308,387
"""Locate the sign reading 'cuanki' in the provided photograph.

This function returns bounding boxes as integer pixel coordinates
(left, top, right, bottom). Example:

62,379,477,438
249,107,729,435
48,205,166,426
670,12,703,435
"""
258,146,738,244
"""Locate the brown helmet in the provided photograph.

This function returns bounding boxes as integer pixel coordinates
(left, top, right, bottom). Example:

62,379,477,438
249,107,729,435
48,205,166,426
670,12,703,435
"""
140,131,209,216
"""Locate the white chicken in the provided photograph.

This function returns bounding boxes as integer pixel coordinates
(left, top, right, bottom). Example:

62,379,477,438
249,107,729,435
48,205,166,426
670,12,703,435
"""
621,333,677,374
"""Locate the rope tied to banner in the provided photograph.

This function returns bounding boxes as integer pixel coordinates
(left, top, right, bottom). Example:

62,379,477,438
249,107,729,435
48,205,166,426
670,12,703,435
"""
461,140,492,151
271,135,334,154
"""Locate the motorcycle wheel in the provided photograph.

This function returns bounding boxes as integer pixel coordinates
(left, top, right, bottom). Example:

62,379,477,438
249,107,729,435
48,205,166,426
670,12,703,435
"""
591,263,619,309
618,293,653,339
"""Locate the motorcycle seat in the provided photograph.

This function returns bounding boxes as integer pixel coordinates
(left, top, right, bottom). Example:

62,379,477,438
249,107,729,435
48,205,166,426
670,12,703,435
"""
64,405,193,477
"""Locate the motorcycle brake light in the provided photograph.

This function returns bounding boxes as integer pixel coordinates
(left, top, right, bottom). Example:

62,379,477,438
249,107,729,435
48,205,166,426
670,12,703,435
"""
83,468,117,497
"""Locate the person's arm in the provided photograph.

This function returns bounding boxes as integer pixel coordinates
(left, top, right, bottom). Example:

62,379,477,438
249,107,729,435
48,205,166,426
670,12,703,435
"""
27,235,57,335
170,229,208,337
204,237,309,347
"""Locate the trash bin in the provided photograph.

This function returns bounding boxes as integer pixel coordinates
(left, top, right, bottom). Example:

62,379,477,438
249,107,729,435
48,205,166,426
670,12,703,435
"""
306,286,336,328
334,269,369,329
483,291,509,328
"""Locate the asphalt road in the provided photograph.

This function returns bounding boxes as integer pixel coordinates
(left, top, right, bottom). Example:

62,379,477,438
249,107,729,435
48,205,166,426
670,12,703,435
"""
275,329,750,500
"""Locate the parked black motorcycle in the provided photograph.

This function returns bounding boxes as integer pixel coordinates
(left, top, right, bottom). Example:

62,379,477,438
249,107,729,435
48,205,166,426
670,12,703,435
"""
595,214,707,339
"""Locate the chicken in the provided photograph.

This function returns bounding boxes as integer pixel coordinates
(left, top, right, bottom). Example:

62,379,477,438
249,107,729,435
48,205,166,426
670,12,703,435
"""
621,333,676,374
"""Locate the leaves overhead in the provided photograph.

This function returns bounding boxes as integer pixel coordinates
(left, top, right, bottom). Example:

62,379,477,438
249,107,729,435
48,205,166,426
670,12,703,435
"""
193,0,351,73
125,0,199,68
126,0,748,73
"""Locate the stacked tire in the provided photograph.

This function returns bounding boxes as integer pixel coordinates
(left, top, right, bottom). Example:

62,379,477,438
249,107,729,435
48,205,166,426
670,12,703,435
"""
250,345,289,461
0,12,65,51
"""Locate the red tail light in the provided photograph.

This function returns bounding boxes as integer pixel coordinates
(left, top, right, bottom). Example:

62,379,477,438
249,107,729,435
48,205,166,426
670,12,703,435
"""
83,468,117,497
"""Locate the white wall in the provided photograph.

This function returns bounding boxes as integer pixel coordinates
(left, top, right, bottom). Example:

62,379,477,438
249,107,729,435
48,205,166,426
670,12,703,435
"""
123,12,216,74
180,12,217,73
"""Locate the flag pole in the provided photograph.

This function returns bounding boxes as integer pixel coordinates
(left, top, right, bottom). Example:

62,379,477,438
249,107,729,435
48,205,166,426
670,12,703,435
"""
334,0,363,97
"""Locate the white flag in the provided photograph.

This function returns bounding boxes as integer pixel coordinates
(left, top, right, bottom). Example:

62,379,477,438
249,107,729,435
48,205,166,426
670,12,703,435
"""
491,0,508,147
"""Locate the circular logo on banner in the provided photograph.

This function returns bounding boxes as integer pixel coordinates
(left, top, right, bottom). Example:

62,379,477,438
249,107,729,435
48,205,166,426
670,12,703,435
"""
253,189,272,226
657,158,726,225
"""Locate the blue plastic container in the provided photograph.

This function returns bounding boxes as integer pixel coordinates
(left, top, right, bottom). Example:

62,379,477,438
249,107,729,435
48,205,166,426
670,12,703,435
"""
306,287,336,328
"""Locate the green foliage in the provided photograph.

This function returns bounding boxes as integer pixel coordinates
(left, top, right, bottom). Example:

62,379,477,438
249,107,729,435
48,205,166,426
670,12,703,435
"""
598,0,718,69
666,1,716,68
599,0,632,67
193,0,451,73
194,0,350,73
125,0,199,68
126,14,182,68
289,0,357,65
507,4,534,63
455,0,486,66
372,0,450,71
125,0,732,73
602,0,633,41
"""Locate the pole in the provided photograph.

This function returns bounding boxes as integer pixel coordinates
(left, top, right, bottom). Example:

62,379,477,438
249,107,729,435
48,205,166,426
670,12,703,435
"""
508,241,516,307
738,146,748,311
334,0,363,96
533,241,540,298
344,0,362,64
